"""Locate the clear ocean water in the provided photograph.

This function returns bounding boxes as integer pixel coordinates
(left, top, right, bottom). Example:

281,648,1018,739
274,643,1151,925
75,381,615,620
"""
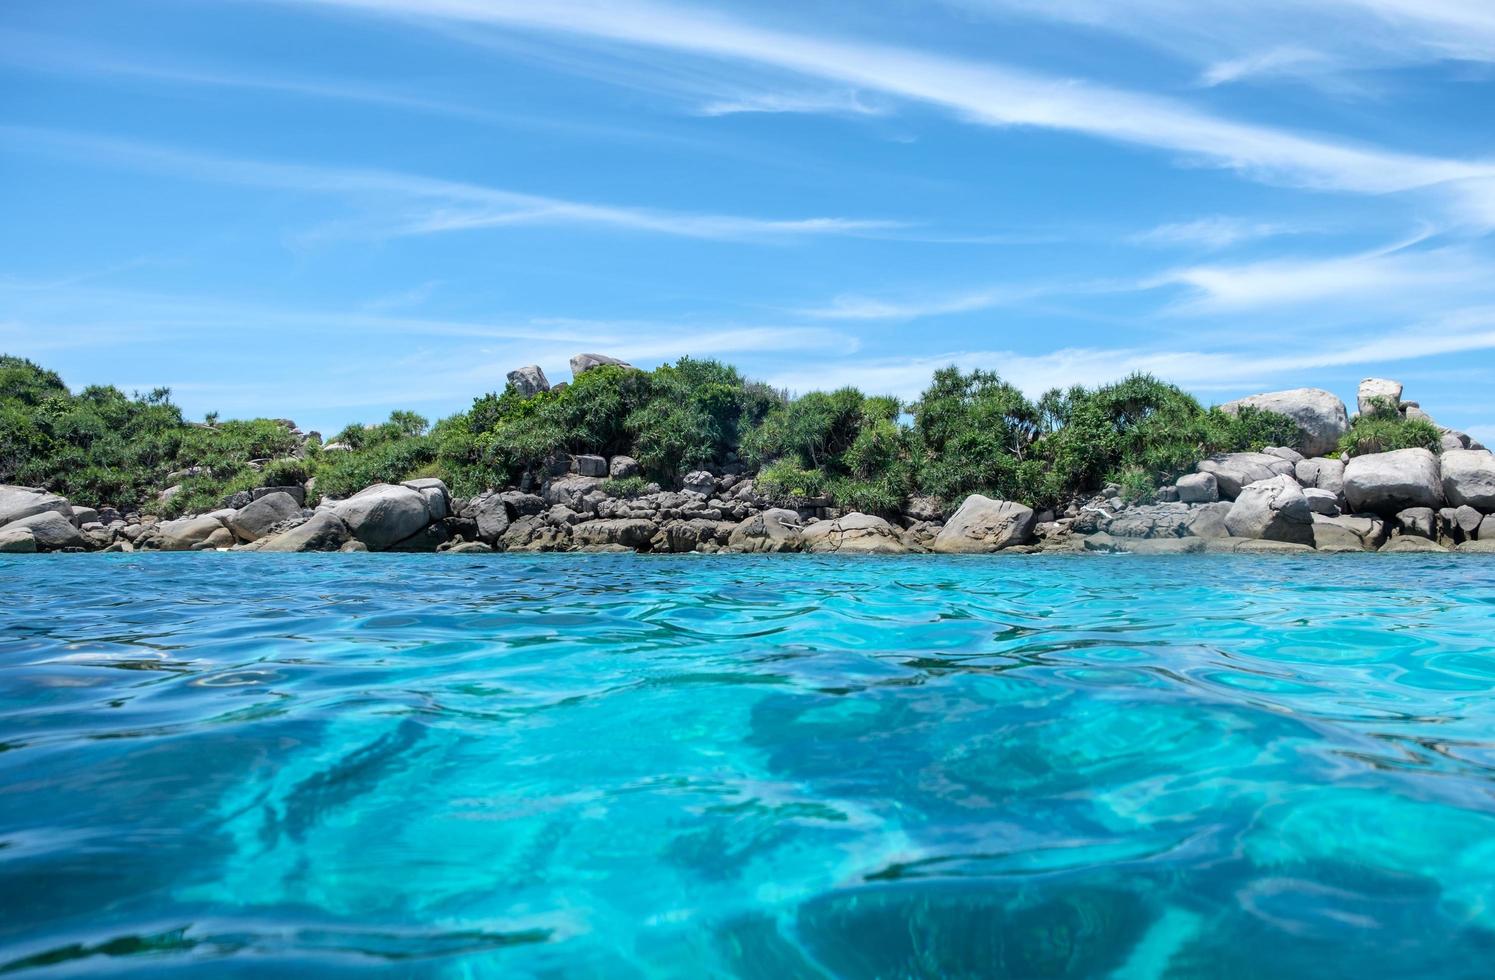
2,553,1495,978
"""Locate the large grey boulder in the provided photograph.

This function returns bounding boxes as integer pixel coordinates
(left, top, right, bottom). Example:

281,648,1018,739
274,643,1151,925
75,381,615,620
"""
1264,446,1304,464
1220,388,1349,457
1380,536,1448,554
1295,457,1345,496
1312,514,1387,553
1175,472,1218,504
1343,449,1443,514
1457,539,1495,553
500,491,547,517
506,365,550,397
1083,533,1205,554
1186,501,1234,539
1358,378,1403,417
1440,450,1495,511
727,509,804,553
1092,502,1193,539
658,518,735,553
0,525,38,553
932,495,1037,553
544,476,603,511
0,486,73,528
469,493,512,544
194,527,237,551
570,353,635,377
500,515,571,552
252,484,305,507
387,523,450,553
1224,475,1315,546
227,491,301,542
1394,507,1436,540
1405,404,1436,425
802,513,908,554
1196,453,1295,499
446,541,494,554
6,511,89,551
154,515,227,552
259,512,352,552
682,471,716,497
1303,488,1340,516
333,484,431,551
402,478,451,522
1452,505,1484,540
574,455,607,478
609,456,640,479
571,519,657,550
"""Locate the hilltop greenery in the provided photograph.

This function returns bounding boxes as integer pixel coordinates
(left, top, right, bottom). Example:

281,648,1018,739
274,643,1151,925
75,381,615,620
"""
1337,396,1442,458
1,352,1299,516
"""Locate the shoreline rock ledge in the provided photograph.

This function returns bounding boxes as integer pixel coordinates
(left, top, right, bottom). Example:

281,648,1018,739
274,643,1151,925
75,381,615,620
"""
3,372,1495,558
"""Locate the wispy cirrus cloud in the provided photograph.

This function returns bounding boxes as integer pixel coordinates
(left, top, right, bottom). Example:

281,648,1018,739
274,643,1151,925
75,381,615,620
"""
944,0,1495,77
1197,47,1337,88
765,310,1495,402
2,125,901,243
0,280,855,355
796,233,1495,325
0,27,497,120
1149,238,1490,312
1131,216,1309,250
800,287,1036,321
281,0,1495,211
797,280,1124,320
0,282,857,425
695,88,887,117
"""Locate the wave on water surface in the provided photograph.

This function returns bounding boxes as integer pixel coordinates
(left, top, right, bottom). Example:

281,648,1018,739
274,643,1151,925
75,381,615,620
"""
2,553,1494,977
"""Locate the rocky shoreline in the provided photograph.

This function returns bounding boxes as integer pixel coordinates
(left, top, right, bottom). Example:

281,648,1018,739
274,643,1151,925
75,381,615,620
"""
2,373,1492,557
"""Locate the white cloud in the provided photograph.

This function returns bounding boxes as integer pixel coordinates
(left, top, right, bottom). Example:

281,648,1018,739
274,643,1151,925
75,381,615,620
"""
0,285,858,425
0,282,857,356
945,0,1495,73
695,89,886,117
0,28,496,121
283,0,1495,205
764,312,1495,401
1331,0,1495,62
2,125,900,244
1149,240,1490,312
1199,47,1336,88
799,286,1042,321
1131,216,1305,250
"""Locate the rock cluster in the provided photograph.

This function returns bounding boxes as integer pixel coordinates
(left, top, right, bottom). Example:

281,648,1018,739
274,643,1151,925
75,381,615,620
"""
1040,379,1493,554
4,372,1492,558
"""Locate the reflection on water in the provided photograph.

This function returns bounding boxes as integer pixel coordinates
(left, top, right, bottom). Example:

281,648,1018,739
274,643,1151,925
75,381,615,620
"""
2,553,1494,977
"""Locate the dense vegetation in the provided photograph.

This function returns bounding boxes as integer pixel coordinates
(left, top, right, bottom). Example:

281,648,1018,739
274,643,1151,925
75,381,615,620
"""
1,352,1301,516
1338,396,1441,458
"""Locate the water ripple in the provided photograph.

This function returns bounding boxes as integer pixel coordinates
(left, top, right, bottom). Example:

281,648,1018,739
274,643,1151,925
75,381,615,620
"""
1,553,1493,977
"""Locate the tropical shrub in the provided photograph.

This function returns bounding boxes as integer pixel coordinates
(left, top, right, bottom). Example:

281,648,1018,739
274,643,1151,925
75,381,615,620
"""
0,351,1313,516
601,475,650,498
745,387,911,511
1338,397,1441,457
1033,374,1299,502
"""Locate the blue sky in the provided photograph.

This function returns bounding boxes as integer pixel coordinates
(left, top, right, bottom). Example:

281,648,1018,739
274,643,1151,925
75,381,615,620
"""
3,0,1495,440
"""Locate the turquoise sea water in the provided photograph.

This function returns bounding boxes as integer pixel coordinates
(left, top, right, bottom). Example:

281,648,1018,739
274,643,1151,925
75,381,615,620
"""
2,554,1495,977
